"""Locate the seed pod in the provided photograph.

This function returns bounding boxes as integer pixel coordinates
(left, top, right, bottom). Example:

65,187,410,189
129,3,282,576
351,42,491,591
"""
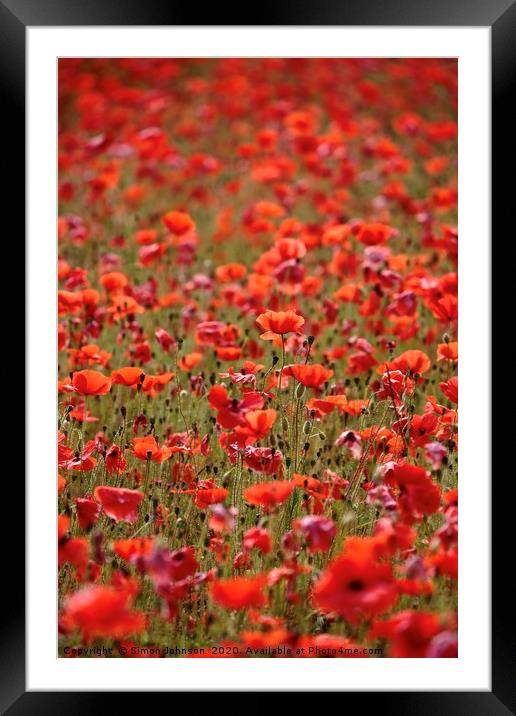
295,382,306,399
302,420,312,435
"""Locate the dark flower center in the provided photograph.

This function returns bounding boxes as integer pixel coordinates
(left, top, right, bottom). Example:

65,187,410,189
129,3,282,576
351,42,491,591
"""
348,580,364,592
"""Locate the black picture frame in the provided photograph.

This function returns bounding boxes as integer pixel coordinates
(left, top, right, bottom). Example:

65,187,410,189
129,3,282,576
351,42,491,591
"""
3,0,513,711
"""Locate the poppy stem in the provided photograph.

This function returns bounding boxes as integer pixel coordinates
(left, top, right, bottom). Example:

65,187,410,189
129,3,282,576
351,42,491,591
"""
349,400,389,502
277,335,287,436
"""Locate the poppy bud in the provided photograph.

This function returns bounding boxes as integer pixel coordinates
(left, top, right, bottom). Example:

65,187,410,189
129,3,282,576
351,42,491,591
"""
282,417,289,433
303,420,312,435
295,383,306,399
307,335,315,345
92,531,105,564
272,355,279,366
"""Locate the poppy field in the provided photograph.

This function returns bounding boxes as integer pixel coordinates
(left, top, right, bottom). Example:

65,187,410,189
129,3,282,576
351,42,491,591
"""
58,58,458,659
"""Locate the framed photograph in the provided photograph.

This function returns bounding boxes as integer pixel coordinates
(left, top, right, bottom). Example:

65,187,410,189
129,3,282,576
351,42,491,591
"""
3,0,512,709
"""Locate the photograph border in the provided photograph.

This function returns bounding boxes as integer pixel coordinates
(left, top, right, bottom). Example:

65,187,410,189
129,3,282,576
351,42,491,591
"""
2,0,512,710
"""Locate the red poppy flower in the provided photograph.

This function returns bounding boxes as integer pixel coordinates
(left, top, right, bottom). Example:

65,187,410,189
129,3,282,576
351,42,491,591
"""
427,295,458,323
58,514,70,540
72,369,112,395
347,352,378,375
306,394,348,416
179,351,203,371
437,341,458,362
379,349,431,377
235,409,277,441
135,228,158,245
107,295,144,321
100,271,129,292
141,372,174,397
58,538,90,580
383,463,441,521
155,327,176,352
94,486,144,523
208,385,264,429
162,210,195,235
67,344,111,369
313,537,398,624
215,346,242,361
131,435,172,463
409,413,439,447
210,574,268,610
140,545,199,586
395,349,432,375
440,376,458,403
104,444,127,475
75,497,100,529
215,262,247,283
244,480,294,510
58,289,83,316
369,611,457,657
288,363,334,389
238,446,284,476
62,585,146,642
112,538,155,562
194,486,229,509
195,321,240,347
355,223,394,246
294,515,336,553
255,309,305,340
111,366,145,387
62,440,97,472
243,527,272,554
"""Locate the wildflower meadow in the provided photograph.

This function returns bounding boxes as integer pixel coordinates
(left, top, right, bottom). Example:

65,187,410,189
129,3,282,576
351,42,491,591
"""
58,58,458,658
